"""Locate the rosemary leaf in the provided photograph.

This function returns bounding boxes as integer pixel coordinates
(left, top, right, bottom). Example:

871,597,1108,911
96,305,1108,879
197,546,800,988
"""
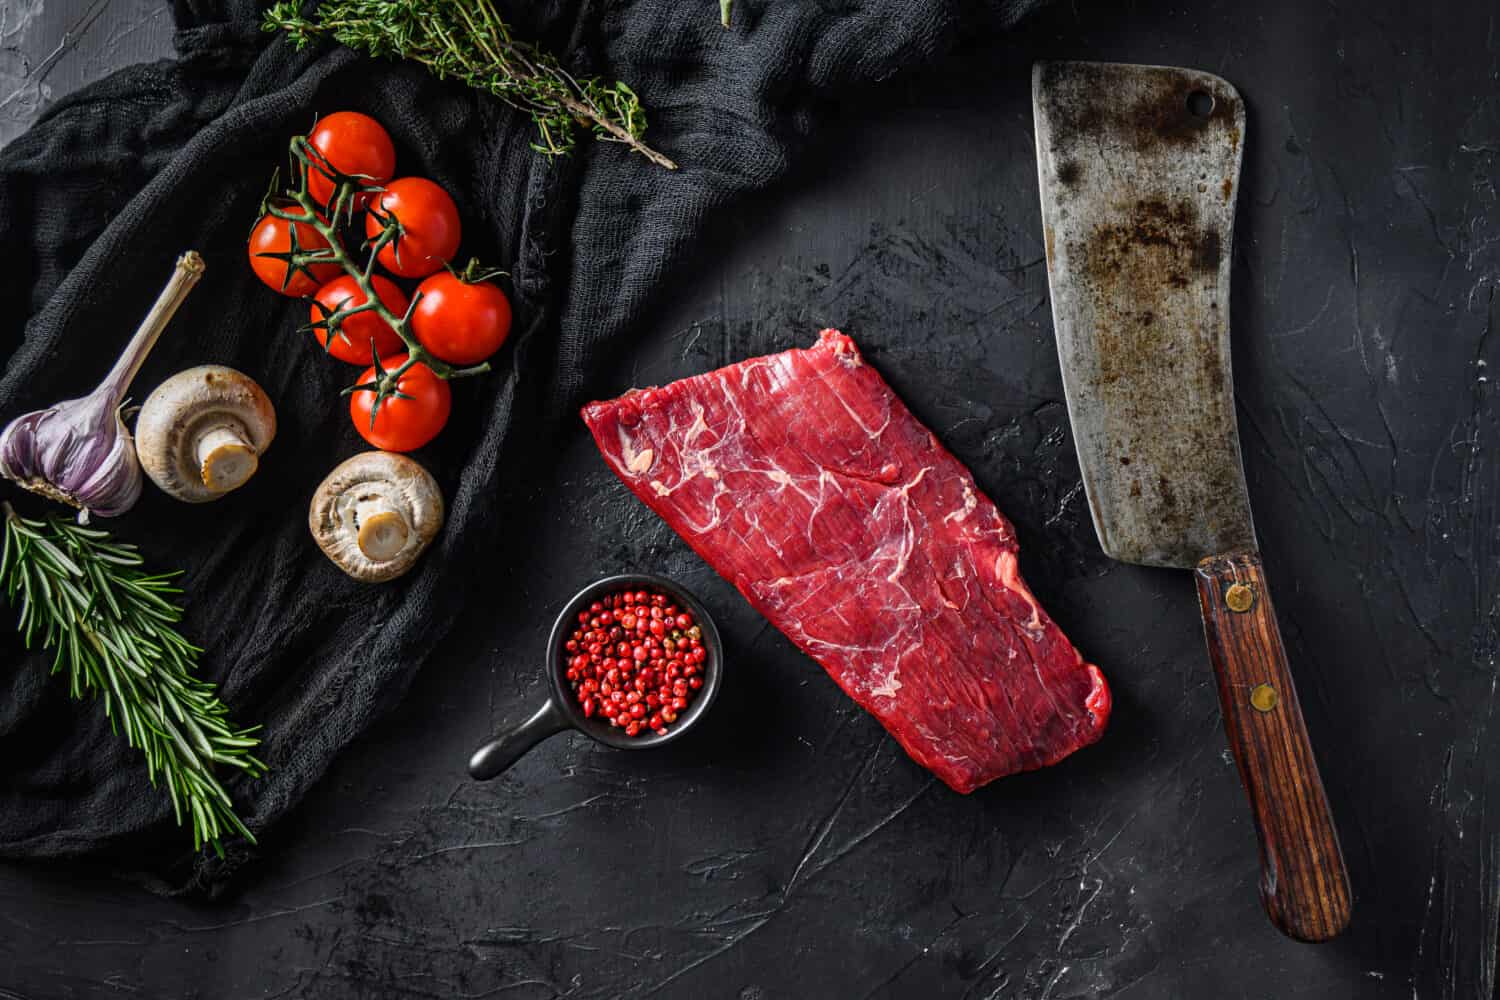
1,504,263,853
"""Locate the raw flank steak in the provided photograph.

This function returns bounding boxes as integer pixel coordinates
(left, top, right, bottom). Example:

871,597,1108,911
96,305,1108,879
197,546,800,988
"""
582,330,1110,792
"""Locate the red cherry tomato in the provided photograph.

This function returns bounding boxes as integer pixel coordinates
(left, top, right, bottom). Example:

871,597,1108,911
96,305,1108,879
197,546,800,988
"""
310,275,409,365
365,178,461,278
410,272,513,365
305,112,396,210
349,355,451,452
248,211,340,297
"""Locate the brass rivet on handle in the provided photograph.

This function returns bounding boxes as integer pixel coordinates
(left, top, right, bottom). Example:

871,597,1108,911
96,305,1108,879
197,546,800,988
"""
1250,683,1279,713
1225,582,1255,613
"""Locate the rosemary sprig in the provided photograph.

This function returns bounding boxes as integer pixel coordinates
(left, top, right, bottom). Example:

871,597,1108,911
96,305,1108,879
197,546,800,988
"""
1,503,263,855
262,0,678,170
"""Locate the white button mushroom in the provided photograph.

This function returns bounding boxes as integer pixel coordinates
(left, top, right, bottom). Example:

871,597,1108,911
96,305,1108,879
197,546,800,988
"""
135,365,276,502
309,451,444,583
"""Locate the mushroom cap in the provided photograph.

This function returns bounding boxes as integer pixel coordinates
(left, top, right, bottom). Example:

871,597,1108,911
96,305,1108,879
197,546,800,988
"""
309,450,444,583
136,365,276,503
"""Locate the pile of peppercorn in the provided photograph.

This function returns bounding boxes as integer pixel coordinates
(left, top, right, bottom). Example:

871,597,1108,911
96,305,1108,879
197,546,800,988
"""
564,586,708,737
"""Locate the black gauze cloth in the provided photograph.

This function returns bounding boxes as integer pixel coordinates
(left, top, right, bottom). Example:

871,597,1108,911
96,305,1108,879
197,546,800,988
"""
0,0,1048,894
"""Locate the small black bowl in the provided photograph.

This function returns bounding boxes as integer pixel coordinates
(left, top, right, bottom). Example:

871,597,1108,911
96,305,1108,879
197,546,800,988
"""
467,573,725,780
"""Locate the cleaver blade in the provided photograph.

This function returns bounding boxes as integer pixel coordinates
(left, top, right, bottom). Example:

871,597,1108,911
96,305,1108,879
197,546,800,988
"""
1033,60,1352,944
1032,59,1253,569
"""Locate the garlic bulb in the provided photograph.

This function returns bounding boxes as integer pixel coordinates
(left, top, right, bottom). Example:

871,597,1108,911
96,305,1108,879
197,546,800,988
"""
0,252,205,522
0,399,142,518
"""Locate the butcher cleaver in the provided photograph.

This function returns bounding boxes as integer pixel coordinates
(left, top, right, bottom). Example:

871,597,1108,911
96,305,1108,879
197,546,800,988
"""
1032,61,1351,942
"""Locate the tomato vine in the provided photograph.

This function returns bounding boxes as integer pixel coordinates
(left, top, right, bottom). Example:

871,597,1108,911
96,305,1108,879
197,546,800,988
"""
259,134,492,425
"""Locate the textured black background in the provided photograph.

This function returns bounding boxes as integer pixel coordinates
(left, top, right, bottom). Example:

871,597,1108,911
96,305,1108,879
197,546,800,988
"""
3,0,1498,998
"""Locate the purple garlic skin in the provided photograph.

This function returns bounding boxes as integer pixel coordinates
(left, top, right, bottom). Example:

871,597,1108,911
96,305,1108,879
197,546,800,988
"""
0,398,142,520
0,251,203,522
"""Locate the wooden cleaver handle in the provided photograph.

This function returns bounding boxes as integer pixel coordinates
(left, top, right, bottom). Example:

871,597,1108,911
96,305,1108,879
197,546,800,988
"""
1194,552,1352,942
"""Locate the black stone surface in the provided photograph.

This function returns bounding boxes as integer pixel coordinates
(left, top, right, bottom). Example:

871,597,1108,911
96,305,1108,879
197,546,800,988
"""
2,1,1497,997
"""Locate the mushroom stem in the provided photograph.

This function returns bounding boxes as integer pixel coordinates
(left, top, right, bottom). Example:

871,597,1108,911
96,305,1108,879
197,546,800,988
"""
196,425,259,492
355,503,410,561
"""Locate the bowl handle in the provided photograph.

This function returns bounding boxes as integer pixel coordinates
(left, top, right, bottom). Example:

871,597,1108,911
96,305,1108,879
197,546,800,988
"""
468,699,571,780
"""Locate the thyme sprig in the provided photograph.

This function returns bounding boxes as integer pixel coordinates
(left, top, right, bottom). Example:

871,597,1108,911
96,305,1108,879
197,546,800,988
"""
1,503,263,855
260,136,491,422
262,0,678,170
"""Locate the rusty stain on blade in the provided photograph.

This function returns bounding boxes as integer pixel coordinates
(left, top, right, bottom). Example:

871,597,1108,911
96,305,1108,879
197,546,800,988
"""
1033,60,1256,569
